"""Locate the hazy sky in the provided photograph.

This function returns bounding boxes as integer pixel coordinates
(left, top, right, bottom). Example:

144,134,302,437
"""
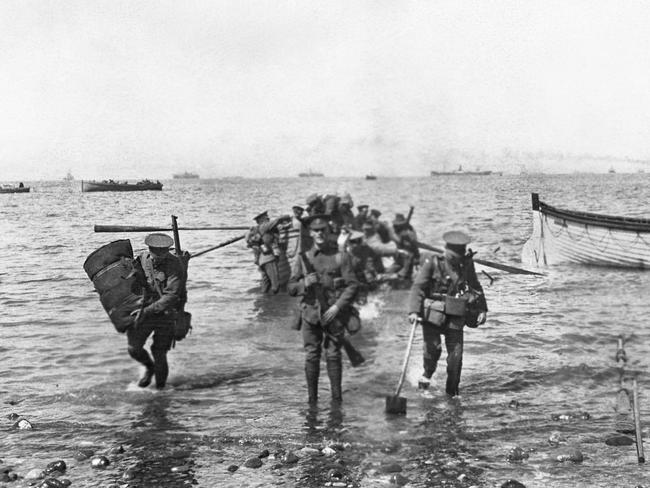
2,1,650,179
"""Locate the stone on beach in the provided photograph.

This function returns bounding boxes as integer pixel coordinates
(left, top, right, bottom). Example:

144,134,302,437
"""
501,480,526,488
258,449,270,458
90,455,111,469
227,464,239,472
322,446,337,457
548,432,567,446
605,434,635,446
556,449,584,463
506,446,529,462
297,446,321,457
281,452,299,464
25,468,45,480
13,418,33,429
390,473,410,486
43,460,67,475
244,457,263,468
73,449,95,461
379,462,403,473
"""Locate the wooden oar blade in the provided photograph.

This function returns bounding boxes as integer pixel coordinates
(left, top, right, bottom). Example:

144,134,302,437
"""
416,241,544,276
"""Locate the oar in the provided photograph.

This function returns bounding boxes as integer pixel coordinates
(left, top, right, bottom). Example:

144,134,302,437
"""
385,318,419,414
95,224,253,232
416,241,544,276
632,377,645,463
190,234,247,258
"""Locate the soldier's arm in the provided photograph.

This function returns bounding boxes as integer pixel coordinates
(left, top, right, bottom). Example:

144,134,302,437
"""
407,256,433,314
335,252,359,309
287,255,305,296
466,259,488,312
144,262,182,315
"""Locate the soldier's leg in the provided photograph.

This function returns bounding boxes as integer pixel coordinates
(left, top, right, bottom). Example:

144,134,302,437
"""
151,320,174,389
264,261,280,294
444,327,464,396
127,323,155,387
303,322,323,403
420,323,442,389
325,323,344,402
259,267,271,293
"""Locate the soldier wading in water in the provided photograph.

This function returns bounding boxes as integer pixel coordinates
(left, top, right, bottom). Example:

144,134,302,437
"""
129,233,187,389
288,215,359,404
407,231,487,397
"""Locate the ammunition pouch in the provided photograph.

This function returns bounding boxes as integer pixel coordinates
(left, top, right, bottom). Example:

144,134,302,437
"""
340,306,361,335
173,310,192,341
422,298,446,326
444,296,467,316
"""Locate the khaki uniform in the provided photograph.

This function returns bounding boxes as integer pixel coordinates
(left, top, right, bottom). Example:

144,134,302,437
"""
407,252,487,396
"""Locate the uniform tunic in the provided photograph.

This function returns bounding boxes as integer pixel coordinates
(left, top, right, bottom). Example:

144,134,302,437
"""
288,243,359,361
127,251,185,353
407,252,487,396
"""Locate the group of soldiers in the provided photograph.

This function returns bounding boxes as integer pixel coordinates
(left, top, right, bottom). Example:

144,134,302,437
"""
115,192,488,406
244,192,421,298
241,192,488,403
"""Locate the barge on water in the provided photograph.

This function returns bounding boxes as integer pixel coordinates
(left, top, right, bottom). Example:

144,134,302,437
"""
81,180,163,192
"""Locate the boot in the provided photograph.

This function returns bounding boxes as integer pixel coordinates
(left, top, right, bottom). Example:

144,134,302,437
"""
305,361,320,404
326,358,343,403
128,346,155,388
152,349,169,389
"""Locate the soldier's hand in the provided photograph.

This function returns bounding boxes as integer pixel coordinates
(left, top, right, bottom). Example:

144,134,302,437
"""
304,272,319,288
322,304,340,324
408,312,421,325
130,309,144,327
477,312,487,325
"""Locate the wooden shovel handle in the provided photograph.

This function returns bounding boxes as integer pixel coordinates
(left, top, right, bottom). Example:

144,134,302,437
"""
394,319,418,397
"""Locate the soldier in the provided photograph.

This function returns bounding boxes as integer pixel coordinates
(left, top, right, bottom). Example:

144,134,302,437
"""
288,215,359,404
129,233,187,389
305,193,325,216
337,193,356,231
368,209,392,243
386,213,420,281
406,231,487,397
353,204,369,230
345,230,381,304
245,211,290,293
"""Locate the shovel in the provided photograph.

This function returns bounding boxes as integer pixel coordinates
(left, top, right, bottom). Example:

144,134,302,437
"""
385,317,419,414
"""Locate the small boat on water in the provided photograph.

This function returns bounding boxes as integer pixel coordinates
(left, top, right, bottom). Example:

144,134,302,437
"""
173,171,199,179
430,165,496,176
63,171,75,181
81,179,163,192
0,183,30,193
365,174,377,180
298,169,324,177
522,193,650,268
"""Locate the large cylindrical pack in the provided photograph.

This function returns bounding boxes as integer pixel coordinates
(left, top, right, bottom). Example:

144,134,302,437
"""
84,240,142,333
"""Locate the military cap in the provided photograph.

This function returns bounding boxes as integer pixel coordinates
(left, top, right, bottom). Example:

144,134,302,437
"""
348,230,364,242
340,193,353,206
144,233,174,249
370,209,381,218
304,213,330,230
442,230,471,246
357,204,369,211
393,213,408,226
253,210,268,222
292,205,304,211
306,193,321,206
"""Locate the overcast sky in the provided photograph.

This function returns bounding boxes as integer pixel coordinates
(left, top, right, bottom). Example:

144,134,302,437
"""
2,1,650,180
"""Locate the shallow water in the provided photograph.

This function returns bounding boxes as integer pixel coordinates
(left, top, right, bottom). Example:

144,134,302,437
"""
1,173,650,487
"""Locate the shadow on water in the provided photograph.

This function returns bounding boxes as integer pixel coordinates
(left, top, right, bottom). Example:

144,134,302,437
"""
118,395,198,487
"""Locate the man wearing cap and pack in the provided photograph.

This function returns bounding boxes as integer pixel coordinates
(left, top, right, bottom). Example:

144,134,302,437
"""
406,230,487,397
345,230,382,303
385,213,419,281
305,194,325,216
288,215,359,404
245,210,290,294
352,204,369,230
128,233,187,389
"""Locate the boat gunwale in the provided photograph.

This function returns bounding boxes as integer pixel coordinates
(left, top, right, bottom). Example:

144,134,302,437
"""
534,194,650,232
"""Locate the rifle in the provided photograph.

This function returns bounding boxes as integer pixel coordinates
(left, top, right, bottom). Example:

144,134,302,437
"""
406,205,414,225
299,253,365,367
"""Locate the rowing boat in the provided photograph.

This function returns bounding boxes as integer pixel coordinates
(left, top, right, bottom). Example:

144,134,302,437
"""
81,180,163,192
0,184,30,193
522,193,650,268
